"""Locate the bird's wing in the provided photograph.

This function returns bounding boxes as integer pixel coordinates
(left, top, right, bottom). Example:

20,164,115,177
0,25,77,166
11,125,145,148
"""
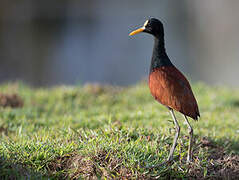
149,66,200,120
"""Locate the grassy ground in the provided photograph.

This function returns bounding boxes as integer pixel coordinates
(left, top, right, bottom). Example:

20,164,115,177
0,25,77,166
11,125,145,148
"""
0,82,239,179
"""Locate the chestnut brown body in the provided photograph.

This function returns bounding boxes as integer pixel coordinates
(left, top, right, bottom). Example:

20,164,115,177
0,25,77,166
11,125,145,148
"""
149,66,199,120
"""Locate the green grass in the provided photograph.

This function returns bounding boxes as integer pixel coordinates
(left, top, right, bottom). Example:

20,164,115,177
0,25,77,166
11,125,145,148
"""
0,82,239,179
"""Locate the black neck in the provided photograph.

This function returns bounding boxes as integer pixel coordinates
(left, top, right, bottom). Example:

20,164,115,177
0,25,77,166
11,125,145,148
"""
150,36,173,73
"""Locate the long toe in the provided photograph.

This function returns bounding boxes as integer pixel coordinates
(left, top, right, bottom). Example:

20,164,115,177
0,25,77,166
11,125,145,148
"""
145,159,173,169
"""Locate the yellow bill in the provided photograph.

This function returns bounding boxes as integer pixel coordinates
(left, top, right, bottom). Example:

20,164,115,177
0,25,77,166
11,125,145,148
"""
129,27,145,36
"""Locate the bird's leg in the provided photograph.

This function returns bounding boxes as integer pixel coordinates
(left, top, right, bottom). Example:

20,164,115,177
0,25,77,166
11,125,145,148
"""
144,109,180,168
167,109,180,161
183,115,193,163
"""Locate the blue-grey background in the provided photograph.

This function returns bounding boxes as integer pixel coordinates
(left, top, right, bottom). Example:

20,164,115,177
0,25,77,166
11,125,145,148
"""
0,0,239,86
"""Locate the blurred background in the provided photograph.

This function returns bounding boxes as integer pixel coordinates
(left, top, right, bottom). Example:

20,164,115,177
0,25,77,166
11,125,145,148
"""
0,0,239,87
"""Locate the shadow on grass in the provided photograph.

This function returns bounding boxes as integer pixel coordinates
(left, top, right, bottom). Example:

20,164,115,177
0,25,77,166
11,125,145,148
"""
228,99,239,108
0,157,48,179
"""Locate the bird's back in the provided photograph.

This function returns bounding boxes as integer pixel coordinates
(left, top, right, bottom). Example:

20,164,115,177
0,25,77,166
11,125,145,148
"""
149,66,200,120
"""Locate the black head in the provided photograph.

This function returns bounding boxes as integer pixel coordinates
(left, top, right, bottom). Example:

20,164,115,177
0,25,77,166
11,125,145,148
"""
129,18,164,38
143,18,164,37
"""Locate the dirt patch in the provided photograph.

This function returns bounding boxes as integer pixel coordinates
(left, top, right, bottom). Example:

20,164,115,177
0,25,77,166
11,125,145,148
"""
48,153,95,179
0,126,8,135
48,150,137,179
92,150,134,179
188,137,239,179
0,93,23,108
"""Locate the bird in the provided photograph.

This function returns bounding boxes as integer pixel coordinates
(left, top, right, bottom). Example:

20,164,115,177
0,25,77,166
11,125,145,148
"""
129,18,200,163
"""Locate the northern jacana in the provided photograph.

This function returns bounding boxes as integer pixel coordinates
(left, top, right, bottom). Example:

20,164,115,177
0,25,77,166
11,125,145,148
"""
129,18,200,163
